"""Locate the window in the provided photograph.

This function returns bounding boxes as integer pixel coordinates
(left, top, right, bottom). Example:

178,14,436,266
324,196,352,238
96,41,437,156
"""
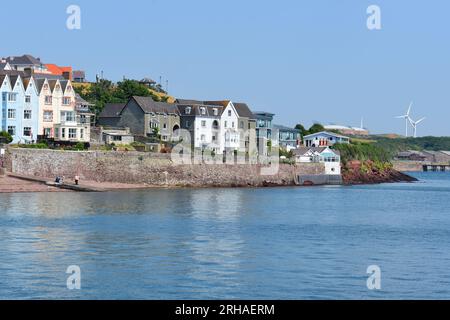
69,128,77,139
150,121,158,129
112,135,122,141
201,120,206,127
185,120,190,128
163,123,167,129
240,121,244,129
200,107,206,115
61,111,75,122
80,129,84,139
25,95,31,103
45,96,52,105
43,111,53,122
7,126,16,136
185,107,191,115
23,127,32,137
201,134,206,141
24,110,32,119
224,121,227,128
162,135,168,141
44,128,51,137
7,109,16,119
62,97,71,105
213,108,218,116
228,110,232,116
232,122,235,128
8,93,17,102
61,128,66,138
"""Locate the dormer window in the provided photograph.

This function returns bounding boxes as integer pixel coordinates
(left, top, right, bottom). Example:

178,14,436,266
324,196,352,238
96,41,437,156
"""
185,107,191,115
200,107,206,115
213,108,218,116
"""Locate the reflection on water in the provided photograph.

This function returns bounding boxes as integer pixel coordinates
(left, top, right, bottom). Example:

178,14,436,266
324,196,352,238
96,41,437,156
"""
1,172,450,299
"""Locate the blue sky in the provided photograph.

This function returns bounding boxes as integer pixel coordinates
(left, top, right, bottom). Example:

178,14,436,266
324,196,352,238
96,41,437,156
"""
2,0,449,136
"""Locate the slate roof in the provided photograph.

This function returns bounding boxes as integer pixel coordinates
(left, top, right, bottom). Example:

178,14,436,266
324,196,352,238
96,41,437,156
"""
177,104,224,117
233,102,255,119
8,75,19,88
48,79,58,92
35,79,47,93
132,96,180,115
99,103,127,118
5,54,42,65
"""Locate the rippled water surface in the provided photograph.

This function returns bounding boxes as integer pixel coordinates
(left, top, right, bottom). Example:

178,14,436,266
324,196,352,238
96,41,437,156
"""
1,172,450,299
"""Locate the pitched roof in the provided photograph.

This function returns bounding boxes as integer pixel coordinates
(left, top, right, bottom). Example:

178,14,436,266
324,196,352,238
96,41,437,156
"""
48,79,58,92
132,96,180,115
273,124,300,133
293,147,340,156
303,131,349,139
0,75,7,87
177,104,224,117
35,78,47,93
233,102,255,119
5,54,42,65
99,103,127,118
9,75,19,88
60,80,69,92
45,64,72,76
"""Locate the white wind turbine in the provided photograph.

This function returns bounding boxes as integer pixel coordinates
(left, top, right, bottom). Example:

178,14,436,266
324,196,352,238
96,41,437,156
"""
395,102,413,137
409,116,426,138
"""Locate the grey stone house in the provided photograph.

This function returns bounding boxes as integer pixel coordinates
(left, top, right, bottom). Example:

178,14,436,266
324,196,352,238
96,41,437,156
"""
98,103,126,127
119,96,180,142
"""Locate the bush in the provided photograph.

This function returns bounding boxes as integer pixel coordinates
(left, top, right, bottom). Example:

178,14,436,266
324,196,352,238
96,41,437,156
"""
74,142,86,151
333,142,391,164
17,143,49,149
0,131,13,144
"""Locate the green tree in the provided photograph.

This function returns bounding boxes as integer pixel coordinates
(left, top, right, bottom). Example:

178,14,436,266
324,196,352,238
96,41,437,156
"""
295,124,308,137
308,123,325,135
114,79,153,101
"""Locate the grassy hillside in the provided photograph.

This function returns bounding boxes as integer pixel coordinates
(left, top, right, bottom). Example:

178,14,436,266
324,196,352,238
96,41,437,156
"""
365,136,450,154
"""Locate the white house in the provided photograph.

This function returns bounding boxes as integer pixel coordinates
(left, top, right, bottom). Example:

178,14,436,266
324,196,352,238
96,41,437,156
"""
177,100,248,155
303,131,350,148
294,146,342,175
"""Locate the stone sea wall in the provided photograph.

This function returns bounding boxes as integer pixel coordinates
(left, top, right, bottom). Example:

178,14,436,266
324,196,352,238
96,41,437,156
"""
5,148,324,187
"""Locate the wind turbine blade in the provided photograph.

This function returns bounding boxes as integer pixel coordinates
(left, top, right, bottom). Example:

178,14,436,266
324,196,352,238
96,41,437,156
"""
416,117,426,124
407,102,413,116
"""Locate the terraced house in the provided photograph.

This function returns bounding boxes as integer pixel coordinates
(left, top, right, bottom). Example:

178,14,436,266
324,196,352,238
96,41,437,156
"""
36,78,90,143
0,74,39,143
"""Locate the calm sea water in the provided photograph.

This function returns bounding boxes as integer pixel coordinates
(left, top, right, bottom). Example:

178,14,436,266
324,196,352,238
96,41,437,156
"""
1,172,450,300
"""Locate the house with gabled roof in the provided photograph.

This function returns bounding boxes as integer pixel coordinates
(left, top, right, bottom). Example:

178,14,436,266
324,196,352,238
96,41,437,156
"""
294,146,342,175
0,74,39,143
176,99,257,156
303,131,350,148
98,103,127,127
119,96,181,142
